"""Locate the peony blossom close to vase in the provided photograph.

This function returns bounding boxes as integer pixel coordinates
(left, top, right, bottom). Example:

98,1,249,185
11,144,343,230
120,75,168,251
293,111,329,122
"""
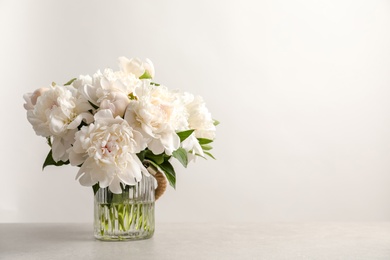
69,109,149,194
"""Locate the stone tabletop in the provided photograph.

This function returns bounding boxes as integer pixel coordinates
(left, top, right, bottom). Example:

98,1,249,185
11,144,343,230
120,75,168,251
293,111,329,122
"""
1,222,390,259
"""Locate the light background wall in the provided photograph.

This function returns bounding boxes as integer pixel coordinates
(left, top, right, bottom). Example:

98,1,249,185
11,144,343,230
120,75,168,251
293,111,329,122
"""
1,0,390,223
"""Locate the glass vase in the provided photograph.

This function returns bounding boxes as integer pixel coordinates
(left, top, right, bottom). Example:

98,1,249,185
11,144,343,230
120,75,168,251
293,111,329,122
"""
94,174,155,241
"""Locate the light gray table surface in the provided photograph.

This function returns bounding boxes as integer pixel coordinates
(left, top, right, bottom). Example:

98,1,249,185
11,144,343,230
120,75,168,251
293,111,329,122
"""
1,222,390,260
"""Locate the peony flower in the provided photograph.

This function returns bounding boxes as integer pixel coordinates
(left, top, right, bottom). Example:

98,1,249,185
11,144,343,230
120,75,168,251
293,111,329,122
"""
25,85,93,162
182,92,216,140
118,57,155,79
76,69,141,117
174,92,216,162
69,109,149,194
99,91,130,118
124,82,186,155
23,87,49,110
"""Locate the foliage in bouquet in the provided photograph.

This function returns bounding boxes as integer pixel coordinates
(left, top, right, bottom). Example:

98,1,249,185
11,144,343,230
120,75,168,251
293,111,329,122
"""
23,57,218,194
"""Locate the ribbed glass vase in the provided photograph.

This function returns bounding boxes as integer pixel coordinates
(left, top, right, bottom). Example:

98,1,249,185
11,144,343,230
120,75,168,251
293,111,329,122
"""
94,175,155,241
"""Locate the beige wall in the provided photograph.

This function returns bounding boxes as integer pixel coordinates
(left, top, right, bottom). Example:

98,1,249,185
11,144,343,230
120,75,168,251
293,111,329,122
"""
1,0,390,222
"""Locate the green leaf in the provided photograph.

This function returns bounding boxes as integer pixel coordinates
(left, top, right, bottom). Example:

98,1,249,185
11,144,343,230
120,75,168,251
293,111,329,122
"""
195,153,207,160
176,129,195,143
137,150,146,162
144,150,165,165
150,82,160,86
213,119,220,126
139,71,152,79
92,183,100,195
172,148,189,168
159,160,176,189
88,100,99,110
204,151,216,160
64,78,77,86
147,159,176,189
201,144,213,151
144,159,159,169
197,138,213,145
42,150,70,170
163,153,172,160
46,137,52,147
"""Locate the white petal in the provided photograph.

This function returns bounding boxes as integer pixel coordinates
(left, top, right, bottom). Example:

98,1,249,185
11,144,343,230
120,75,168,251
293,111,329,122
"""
132,130,147,152
68,115,82,129
124,106,137,125
98,170,113,187
51,137,66,162
72,138,85,154
23,93,34,110
79,172,95,186
118,163,138,185
141,122,155,138
118,56,130,71
82,84,99,106
134,154,150,177
69,150,86,166
94,109,113,121
144,58,155,78
119,57,145,77
75,161,87,180
109,176,122,194
148,139,165,155
49,116,66,135
160,131,180,155
77,162,96,186
81,112,94,124
129,156,142,181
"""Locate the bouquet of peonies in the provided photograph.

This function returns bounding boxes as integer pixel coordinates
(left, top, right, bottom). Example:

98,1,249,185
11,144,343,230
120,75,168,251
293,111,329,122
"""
23,57,217,194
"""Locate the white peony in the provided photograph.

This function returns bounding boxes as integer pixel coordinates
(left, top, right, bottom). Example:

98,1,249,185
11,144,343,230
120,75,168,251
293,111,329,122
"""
23,87,49,110
175,93,216,162
124,82,186,155
69,109,149,194
76,69,141,117
182,92,216,140
26,85,93,162
118,57,155,79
